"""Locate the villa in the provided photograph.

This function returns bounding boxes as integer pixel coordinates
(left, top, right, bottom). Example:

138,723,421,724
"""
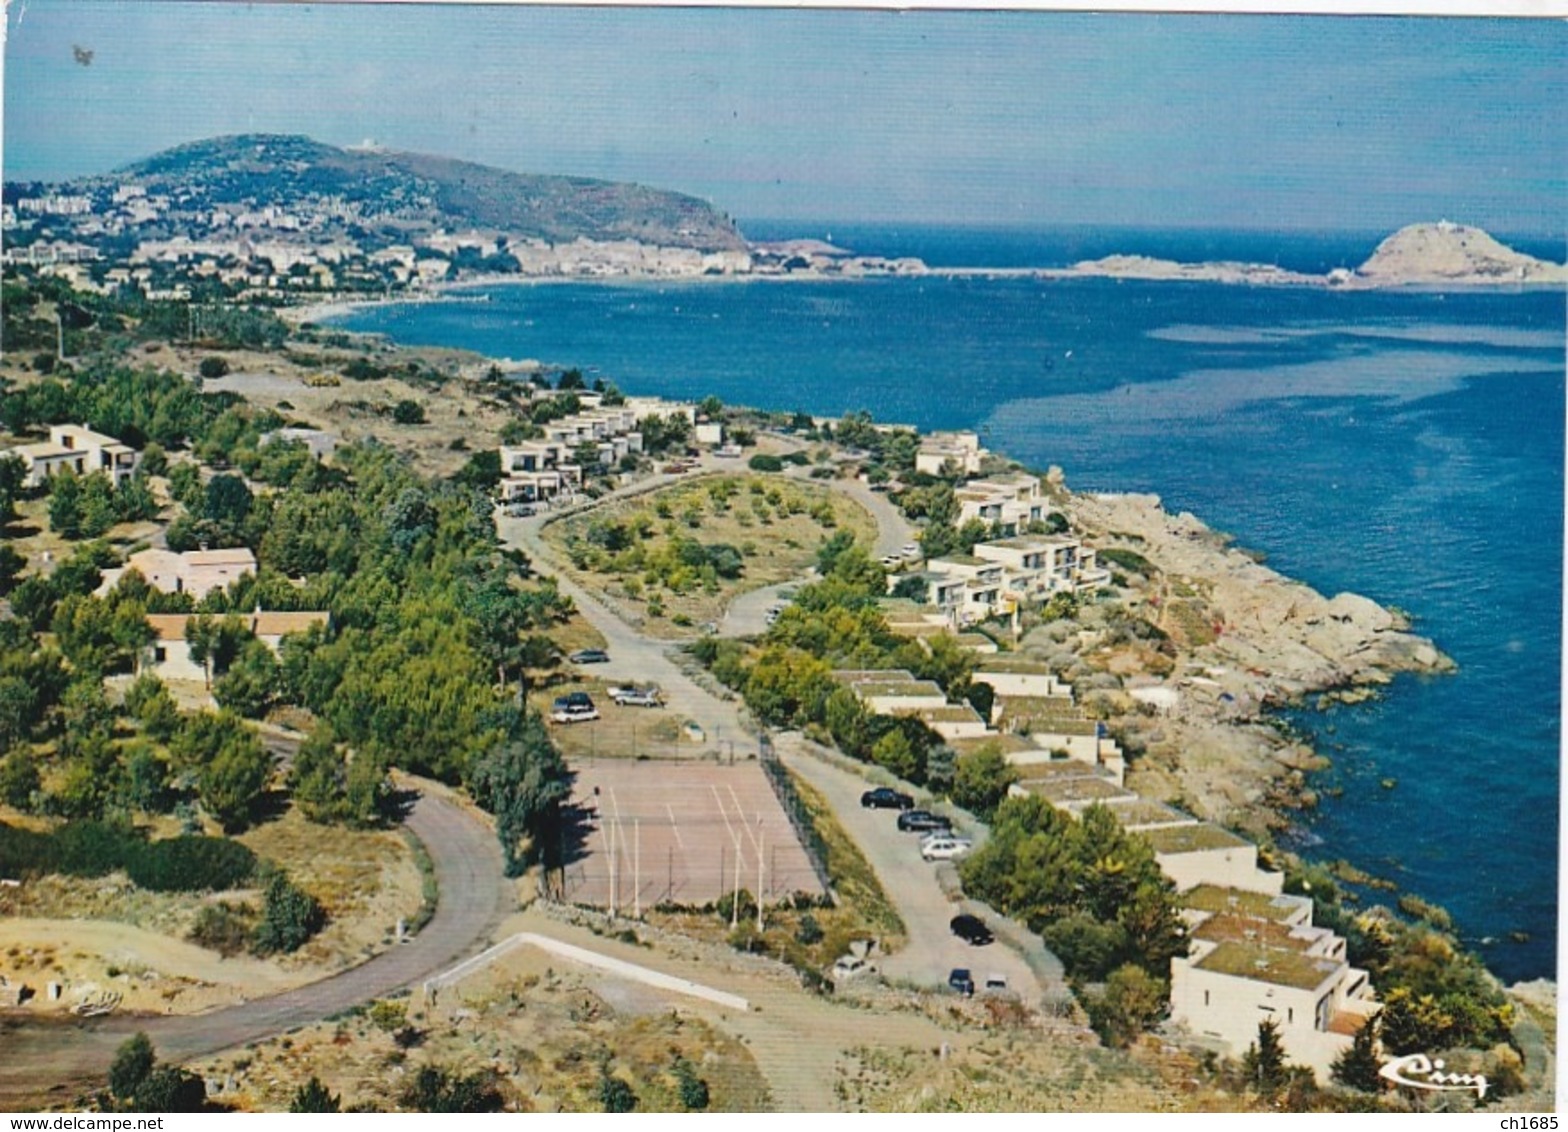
95,547,257,602
5,424,140,488
954,472,1048,532
915,430,987,476
141,610,330,684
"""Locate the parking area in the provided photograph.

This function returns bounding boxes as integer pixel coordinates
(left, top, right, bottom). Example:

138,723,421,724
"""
555,758,828,912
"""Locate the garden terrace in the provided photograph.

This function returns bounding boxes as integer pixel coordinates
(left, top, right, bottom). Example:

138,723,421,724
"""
1141,823,1251,855
1183,884,1311,925
1194,940,1341,992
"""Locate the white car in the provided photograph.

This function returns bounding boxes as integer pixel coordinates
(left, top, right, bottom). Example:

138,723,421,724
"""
609,685,664,708
901,543,920,557
920,836,973,861
831,956,878,981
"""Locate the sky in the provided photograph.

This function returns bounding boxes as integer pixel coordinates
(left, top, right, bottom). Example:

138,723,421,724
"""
2,2,1563,234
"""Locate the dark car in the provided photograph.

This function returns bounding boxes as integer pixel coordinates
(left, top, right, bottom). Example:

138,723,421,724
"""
861,787,915,810
950,914,994,946
568,649,610,664
948,968,975,996
897,809,953,833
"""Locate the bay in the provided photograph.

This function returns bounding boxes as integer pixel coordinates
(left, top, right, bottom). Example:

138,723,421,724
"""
333,231,1564,982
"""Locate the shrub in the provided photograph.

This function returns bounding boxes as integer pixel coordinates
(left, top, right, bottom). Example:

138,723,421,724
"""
392,400,426,425
747,454,784,473
597,1071,637,1113
291,1076,342,1113
188,901,257,956
199,356,230,379
127,836,257,893
673,1057,709,1111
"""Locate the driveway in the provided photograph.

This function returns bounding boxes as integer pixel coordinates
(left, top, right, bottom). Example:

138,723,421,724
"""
772,735,1061,1005
0,784,510,1107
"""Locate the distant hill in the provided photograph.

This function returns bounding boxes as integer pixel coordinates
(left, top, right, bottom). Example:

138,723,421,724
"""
106,134,747,251
1356,222,1568,285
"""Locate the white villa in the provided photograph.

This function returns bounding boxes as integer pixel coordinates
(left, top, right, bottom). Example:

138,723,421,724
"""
141,610,330,684
1170,886,1381,1081
96,547,257,602
972,534,1111,598
496,396,702,505
5,424,140,488
916,430,987,476
955,472,1049,532
1008,758,1379,1081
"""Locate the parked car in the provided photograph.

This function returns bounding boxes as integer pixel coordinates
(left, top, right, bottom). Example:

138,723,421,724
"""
861,787,915,810
831,956,877,982
609,685,664,708
897,809,952,832
949,914,994,946
901,543,920,557
550,692,600,724
984,974,1009,992
922,837,973,861
947,968,975,996
568,648,610,664
506,502,537,517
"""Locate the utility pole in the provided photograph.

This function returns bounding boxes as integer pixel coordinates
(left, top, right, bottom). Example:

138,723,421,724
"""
756,828,765,932
633,819,641,920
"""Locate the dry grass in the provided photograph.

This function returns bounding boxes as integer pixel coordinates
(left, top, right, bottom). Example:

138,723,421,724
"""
189,949,771,1112
544,474,876,640
528,677,715,762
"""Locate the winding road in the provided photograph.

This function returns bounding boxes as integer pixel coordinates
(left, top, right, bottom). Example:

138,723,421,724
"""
0,785,509,1108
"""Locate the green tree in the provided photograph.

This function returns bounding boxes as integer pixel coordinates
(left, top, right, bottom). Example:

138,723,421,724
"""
291,1076,342,1113
124,673,181,743
288,725,347,823
109,1032,156,1101
123,742,174,813
870,728,919,781
48,468,83,538
466,713,570,876
213,637,280,718
199,356,230,379
196,727,271,831
0,750,40,810
951,745,1018,822
392,399,426,425
1086,963,1168,1048
253,866,326,954
1331,1013,1385,1093
1243,1017,1290,1095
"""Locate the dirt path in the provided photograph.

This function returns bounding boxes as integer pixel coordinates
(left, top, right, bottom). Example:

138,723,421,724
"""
0,784,510,1108
0,920,300,995
500,908,961,1111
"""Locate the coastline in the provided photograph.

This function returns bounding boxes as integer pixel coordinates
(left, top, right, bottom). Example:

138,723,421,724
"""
281,257,1568,328
1054,485,1452,836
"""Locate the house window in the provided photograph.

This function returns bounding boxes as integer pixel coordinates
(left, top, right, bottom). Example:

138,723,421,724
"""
1203,990,1210,1007
1288,1007,1294,1025
154,647,167,663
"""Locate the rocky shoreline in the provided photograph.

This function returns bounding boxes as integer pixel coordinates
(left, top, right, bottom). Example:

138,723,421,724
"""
1049,484,1453,841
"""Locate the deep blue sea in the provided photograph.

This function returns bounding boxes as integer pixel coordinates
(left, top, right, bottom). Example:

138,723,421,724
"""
335,226,1564,983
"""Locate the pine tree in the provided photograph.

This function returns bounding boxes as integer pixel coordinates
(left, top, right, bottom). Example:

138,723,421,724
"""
291,1076,342,1113
1331,1013,1385,1093
108,1032,155,1100
1243,1017,1289,1095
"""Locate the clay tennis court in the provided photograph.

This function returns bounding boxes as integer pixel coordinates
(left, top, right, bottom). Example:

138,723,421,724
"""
555,758,828,912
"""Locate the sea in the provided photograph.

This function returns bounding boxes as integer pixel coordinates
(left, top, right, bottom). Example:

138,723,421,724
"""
333,224,1565,984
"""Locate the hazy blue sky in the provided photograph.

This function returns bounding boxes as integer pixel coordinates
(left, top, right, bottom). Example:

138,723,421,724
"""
4,3,1563,233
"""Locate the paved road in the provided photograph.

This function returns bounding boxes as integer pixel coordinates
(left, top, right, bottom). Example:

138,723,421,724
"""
0,785,510,1107
773,736,1053,1003
505,488,1056,1003
499,511,756,754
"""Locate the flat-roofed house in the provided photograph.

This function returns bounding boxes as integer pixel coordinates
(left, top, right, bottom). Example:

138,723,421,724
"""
915,430,986,476
1170,886,1380,1081
972,535,1111,596
955,473,1045,533
7,424,141,488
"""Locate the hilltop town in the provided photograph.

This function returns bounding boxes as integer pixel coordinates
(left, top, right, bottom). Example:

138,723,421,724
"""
0,258,1552,1113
